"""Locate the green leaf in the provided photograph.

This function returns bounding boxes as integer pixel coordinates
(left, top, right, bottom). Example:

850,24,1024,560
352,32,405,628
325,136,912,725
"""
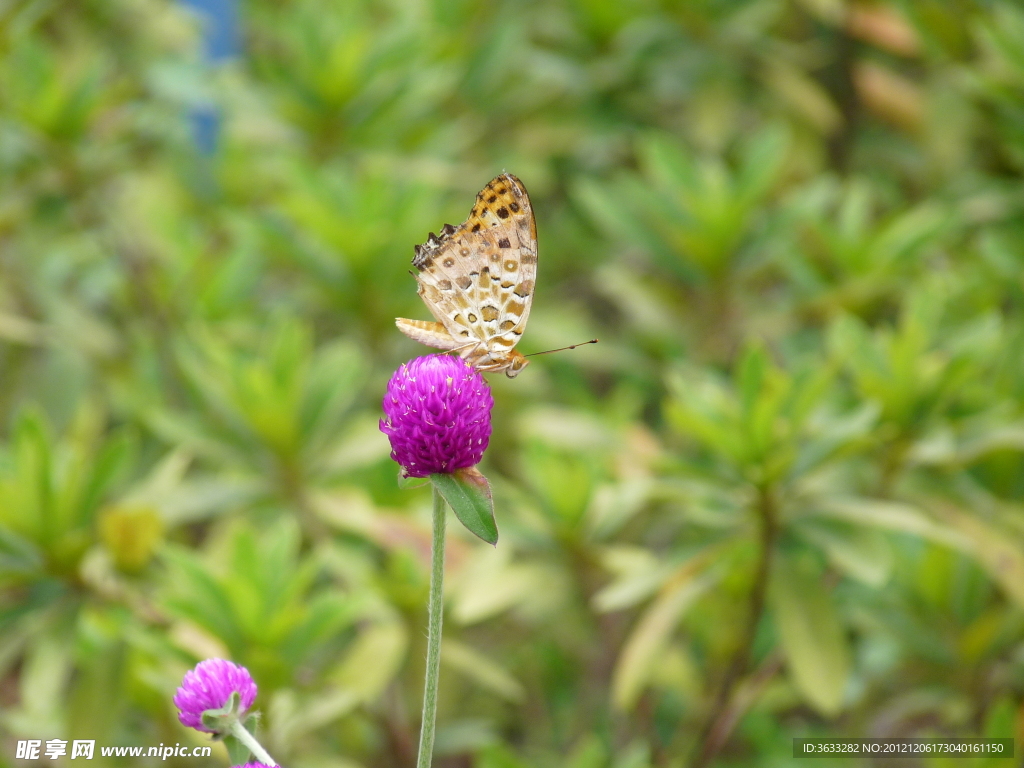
0,527,42,577
273,687,360,746
736,124,790,205
75,431,134,527
430,468,498,546
813,496,966,550
442,638,525,703
770,558,850,717
223,731,251,767
160,547,245,648
14,410,54,544
201,690,240,732
736,343,767,421
794,520,893,588
566,735,606,768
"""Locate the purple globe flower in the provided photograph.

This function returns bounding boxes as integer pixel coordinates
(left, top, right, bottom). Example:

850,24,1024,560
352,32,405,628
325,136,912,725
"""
380,354,494,477
173,658,257,733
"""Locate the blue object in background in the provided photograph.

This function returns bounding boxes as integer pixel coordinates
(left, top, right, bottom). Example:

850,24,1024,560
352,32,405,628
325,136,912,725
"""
178,0,240,153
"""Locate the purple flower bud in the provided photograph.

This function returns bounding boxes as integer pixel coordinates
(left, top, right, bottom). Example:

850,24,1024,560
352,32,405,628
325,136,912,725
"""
173,658,258,733
380,355,494,477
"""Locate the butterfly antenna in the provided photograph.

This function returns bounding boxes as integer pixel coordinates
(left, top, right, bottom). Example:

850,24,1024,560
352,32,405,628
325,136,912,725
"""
525,339,599,357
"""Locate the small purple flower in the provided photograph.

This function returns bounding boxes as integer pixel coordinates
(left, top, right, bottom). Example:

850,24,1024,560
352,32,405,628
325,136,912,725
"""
232,764,277,768
380,355,494,477
173,658,257,733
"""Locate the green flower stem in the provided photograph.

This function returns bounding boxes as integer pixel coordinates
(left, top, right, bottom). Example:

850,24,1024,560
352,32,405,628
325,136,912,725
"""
228,719,277,767
416,486,448,768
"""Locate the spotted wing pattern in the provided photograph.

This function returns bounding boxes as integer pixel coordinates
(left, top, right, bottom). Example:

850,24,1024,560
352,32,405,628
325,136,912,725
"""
395,173,538,378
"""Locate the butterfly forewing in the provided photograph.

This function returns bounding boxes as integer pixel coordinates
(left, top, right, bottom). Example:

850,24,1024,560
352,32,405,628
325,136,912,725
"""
396,173,537,377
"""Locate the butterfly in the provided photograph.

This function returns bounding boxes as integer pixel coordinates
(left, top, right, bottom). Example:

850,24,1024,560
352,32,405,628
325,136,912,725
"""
396,173,537,378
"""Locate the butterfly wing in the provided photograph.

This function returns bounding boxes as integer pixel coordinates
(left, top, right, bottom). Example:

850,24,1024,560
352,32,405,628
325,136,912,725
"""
397,173,538,376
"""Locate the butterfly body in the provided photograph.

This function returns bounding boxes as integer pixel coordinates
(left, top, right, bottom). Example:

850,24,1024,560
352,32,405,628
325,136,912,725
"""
396,173,537,378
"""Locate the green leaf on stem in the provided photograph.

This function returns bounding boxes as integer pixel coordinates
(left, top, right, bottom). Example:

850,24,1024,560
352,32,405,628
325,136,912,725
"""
224,713,263,764
223,731,251,767
397,470,431,490
430,467,498,545
201,691,241,734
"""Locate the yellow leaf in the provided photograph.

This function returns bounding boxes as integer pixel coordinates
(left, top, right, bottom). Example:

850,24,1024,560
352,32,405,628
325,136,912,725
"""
771,560,849,717
333,622,407,703
933,504,1024,610
612,565,718,710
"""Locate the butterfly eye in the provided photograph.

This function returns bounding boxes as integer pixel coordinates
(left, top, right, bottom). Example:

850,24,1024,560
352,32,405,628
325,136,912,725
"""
505,356,529,378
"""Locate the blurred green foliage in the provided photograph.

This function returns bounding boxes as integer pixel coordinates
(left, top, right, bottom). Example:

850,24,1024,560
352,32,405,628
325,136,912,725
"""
2,1,1024,767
